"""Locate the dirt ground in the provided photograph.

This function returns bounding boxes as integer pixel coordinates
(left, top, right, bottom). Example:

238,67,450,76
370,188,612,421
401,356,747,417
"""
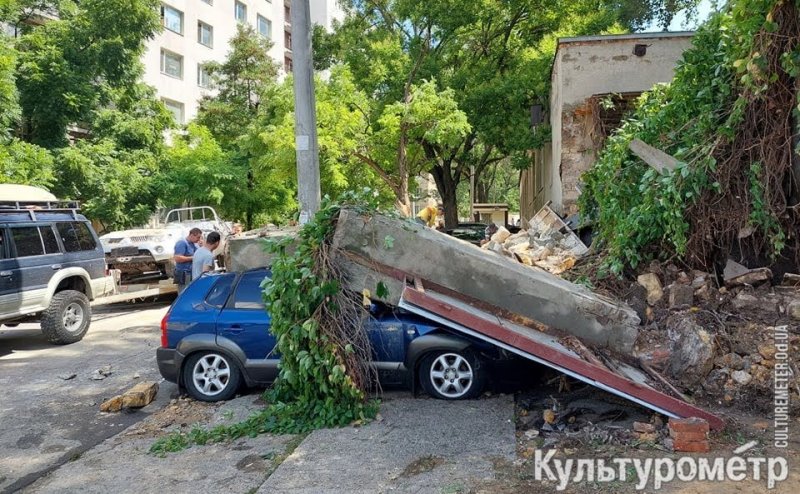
472,379,800,493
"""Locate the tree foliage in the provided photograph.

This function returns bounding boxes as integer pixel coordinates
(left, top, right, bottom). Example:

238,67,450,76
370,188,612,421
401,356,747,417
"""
316,0,700,226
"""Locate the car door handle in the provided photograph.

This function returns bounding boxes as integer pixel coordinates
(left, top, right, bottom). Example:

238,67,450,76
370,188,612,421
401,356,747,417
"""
51,264,62,270
221,325,244,334
0,270,11,277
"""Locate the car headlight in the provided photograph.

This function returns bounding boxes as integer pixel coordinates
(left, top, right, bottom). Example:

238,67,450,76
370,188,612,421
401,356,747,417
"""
155,246,164,254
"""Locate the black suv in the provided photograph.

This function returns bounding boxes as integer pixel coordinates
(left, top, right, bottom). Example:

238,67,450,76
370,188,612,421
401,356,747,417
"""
0,200,113,344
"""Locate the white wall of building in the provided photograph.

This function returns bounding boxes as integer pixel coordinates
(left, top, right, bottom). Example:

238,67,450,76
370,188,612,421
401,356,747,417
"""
547,32,693,214
143,0,342,124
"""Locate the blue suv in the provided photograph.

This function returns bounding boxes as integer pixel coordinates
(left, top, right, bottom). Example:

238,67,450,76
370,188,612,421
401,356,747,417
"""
157,268,503,402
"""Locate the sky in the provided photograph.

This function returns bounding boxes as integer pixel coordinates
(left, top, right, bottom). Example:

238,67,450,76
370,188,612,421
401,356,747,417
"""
645,0,717,32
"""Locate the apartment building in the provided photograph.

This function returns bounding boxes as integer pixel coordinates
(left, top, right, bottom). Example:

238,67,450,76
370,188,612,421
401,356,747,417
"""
143,0,343,124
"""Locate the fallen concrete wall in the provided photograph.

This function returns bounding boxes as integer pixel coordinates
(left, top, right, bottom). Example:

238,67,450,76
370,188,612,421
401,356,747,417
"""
332,209,640,354
225,227,299,272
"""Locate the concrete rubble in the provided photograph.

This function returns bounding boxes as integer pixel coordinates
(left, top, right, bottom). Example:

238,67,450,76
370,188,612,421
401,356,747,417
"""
481,205,588,275
100,382,159,413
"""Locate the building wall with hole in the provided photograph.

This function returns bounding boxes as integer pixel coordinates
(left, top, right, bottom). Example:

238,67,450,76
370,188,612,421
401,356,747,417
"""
546,33,694,215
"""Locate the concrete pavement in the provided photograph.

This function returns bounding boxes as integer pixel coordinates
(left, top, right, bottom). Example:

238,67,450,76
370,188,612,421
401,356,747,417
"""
0,302,176,493
23,393,515,494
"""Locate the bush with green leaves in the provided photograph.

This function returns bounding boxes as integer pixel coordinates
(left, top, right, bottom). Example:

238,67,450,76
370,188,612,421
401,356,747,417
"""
150,190,387,455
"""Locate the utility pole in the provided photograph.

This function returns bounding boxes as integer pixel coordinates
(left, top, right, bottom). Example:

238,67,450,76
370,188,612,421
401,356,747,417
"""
291,0,320,224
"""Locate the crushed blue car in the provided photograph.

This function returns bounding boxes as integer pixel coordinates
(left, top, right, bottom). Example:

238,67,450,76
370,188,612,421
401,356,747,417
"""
157,268,508,402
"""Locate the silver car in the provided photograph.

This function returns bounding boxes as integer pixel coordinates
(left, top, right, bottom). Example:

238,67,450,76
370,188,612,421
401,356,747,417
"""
100,207,231,282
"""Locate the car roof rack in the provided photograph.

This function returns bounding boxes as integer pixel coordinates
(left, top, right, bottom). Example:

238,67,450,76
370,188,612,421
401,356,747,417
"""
0,200,81,221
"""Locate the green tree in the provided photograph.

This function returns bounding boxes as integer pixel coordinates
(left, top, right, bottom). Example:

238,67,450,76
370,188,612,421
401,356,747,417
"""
13,0,161,148
195,24,283,228
319,0,699,226
50,84,172,230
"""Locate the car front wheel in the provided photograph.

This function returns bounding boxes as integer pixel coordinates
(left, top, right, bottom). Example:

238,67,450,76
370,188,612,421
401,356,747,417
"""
183,351,242,402
41,290,91,345
420,349,485,400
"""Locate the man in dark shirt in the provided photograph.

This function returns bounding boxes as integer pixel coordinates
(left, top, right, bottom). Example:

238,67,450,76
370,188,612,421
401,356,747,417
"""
174,228,202,293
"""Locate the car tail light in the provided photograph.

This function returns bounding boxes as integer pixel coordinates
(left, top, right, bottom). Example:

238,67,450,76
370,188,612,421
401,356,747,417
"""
160,311,170,348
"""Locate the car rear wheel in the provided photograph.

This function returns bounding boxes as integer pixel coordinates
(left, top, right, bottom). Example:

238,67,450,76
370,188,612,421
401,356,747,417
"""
41,290,91,345
183,351,241,402
420,349,485,400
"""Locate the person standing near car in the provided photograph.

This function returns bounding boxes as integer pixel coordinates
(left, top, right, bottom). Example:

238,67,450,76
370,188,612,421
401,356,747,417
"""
174,228,202,292
192,231,220,281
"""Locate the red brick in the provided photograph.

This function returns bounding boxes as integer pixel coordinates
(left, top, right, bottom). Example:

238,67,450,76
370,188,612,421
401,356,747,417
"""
672,439,710,453
634,421,656,433
668,417,709,434
669,429,708,441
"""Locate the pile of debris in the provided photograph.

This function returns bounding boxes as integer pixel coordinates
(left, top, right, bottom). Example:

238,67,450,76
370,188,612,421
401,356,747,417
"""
630,259,800,412
482,206,588,275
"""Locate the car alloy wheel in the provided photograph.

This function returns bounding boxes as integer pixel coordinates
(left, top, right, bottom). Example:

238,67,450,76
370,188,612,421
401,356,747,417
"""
186,352,241,401
420,349,485,400
62,302,85,333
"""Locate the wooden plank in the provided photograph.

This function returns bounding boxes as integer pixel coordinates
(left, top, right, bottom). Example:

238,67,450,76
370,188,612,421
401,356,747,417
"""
629,138,680,173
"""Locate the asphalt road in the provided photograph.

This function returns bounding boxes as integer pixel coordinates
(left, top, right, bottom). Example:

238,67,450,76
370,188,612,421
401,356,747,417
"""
0,299,179,494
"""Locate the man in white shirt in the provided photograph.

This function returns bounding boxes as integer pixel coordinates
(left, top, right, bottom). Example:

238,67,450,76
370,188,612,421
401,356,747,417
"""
192,231,221,281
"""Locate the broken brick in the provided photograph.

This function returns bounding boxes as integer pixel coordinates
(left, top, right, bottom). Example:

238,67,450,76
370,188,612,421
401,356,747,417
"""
672,439,710,453
668,429,708,441
668,417,709,434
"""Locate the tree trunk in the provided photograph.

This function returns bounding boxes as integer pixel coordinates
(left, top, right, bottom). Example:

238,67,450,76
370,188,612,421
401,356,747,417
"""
430,162,459,228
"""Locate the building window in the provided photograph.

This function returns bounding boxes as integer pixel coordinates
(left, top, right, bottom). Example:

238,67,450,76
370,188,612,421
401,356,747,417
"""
161,4,184,35
234,1,247,22
160,49,183,79
162,99,185,124
284,56,292,72
284,5,290,21
257,15,271,38
284,30,291,50
198,21,213,47
197,64,211,88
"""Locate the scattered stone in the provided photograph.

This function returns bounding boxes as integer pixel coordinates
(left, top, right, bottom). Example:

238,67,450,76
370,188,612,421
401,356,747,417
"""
490,226,511,243
625,282,648,322
633,421,656,433
691,273,708,289
749,364,771,385
715,353,744,371
666,313,715,386
758,344,776,361
669,284,694,308
133,373,141,379
782,273,800,287
58,373,77,381
676,272,692,285
543,409,556,425
787,300,800,320
731,370,753,386
637,432,659,443
723,259,771,287
703,369,729,394
121,381,159,408
524,429,540,439
100,395,123,413
732,292,778,312
90,365,113,381
637,273,664,305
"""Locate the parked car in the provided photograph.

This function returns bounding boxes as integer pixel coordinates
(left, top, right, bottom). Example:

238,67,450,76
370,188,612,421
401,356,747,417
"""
0,197,114,344
157,268,508,402
444,222,488,245
100,206,231,282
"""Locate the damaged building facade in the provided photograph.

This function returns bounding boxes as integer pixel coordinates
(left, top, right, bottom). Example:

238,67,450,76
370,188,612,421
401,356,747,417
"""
521,32,694,220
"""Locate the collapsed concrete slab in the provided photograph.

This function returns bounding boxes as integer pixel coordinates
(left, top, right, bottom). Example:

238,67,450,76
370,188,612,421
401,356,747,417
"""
332,209,640,354
224,227,299,272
